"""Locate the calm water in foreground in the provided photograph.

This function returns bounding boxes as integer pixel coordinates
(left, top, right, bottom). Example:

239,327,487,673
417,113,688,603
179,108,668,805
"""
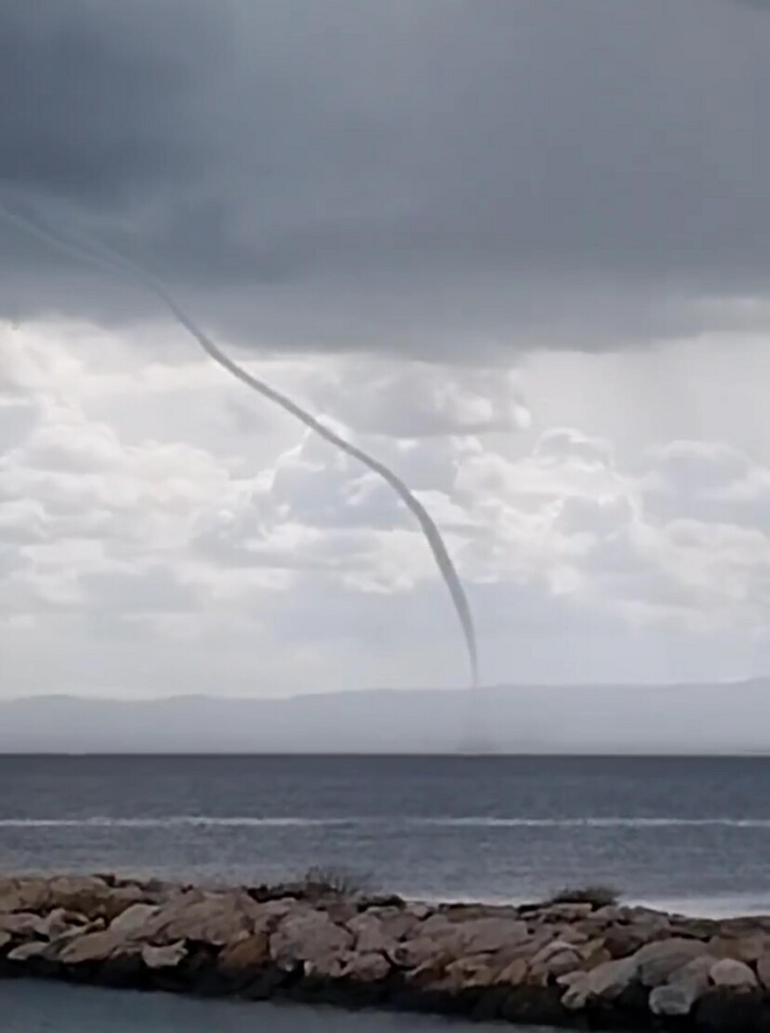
1,981,547,1032
3,754,770,1030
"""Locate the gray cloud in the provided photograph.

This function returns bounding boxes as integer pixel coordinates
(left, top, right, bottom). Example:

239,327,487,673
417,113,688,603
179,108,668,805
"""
0,0,769,353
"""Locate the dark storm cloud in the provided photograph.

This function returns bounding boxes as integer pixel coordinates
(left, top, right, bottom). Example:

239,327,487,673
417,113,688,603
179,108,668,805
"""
1,0,769,353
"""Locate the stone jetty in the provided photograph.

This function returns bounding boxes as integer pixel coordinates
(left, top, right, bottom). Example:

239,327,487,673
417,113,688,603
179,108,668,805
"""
4,874,770,1030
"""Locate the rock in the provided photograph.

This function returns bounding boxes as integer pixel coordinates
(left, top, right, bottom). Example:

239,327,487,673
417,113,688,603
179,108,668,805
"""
530,938,577,964
218,933,271,977
440,953,507,991
560,956,637,1010
39,908,89,940
0,912,47,938
108,903,160,938
526,939,583,983
450,917,530,954
46,876,113,916
756,952,770,988
0,878,50,913
708,934,769,963
58,929,134,965
141,941,187,970
7,940,50,962
668,917,719,941
341,951,391,983
12,874,770,1024
648,957,713,1017
391,935,452,969
143,891,260,946
347,908,416,953
405,957,450,987
710,957,758,988
575,937,610,965
496,957,529,986
603,925,653,959
537,948,582,981
404,902,432,921
99,885,149,920
418,913,459,937
649,982,700,1016
270,910,354,969
399,916,529,963
323,900,359,926
633,937,708,987
693,988,770,1031
303,954,348,980
347,913,393,954
253,897,297,922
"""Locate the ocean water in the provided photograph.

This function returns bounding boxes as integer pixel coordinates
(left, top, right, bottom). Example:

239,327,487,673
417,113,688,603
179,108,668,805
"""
1,981,545,1032
3,754,770,914
3,754,770,1030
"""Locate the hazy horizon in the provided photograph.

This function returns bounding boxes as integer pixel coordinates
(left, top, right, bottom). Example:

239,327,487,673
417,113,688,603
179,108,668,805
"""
4,679,770,754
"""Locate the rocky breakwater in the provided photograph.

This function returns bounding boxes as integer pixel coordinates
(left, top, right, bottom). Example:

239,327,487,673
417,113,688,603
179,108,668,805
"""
4,875,770,1030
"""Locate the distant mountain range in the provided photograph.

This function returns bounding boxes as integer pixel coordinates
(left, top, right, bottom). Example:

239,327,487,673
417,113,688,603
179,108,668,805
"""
2,680,770,754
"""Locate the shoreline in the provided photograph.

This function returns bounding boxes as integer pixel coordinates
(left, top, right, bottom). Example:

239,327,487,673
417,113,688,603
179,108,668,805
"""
4,874,770,1031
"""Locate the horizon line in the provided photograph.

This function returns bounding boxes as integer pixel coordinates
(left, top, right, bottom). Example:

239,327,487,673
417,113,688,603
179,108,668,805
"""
3,674,770,706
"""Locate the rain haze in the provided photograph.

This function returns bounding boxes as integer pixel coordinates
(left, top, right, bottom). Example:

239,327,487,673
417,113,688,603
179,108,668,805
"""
3,0,770,750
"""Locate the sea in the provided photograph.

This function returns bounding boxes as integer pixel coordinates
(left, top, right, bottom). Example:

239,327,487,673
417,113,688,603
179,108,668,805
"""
3,753,770,1031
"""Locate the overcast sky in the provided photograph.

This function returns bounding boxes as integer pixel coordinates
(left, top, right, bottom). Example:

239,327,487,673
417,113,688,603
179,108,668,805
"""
3,0,770,699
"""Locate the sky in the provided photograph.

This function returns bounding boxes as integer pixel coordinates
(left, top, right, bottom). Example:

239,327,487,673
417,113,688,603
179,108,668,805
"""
2,0,770,699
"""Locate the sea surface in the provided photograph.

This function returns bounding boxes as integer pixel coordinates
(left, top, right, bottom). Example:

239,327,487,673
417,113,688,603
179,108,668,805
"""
3,754,770,912
1,981,545,1032
3,754,770,1030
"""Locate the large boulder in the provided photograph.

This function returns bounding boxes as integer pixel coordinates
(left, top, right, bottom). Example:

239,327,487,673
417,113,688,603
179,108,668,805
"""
708,934,769,964
602,924,654,959
46,876,115,916
393,916,529,968
450,917,530,955
57,929,137,965
560,956,637,1010
7,940,50,962
218,933,271,978
527,938,584,983
648,956,713,1017
108,903,160,938
0,912,47,938
347,908,417,954
634,937,708,987
141,941,187,970
341,951,391,983
709,957,758,989
39,908,89,940
0,877,51,913
270,909,354,970
141,891,261,946
649,982,701,1017
495,957,529,986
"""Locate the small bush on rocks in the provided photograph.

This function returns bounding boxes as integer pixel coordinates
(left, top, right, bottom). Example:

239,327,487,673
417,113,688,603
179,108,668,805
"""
300,867,372,898
545,884,620,909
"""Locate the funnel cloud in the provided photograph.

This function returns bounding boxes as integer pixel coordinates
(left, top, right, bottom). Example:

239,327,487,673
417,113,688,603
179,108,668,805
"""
0,203,479,687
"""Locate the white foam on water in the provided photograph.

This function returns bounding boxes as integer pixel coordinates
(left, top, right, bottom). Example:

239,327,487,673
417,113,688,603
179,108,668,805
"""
3,814,770,829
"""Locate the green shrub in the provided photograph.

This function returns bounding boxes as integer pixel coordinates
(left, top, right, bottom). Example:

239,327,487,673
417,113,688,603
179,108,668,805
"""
545,884,620,908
